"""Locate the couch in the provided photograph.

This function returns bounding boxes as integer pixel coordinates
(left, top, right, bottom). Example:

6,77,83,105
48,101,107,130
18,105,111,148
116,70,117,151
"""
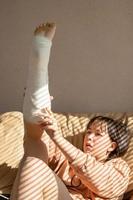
0,111,133,199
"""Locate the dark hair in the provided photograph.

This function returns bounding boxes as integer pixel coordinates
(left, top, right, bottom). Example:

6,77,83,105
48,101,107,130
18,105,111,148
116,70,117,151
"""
86,115,130,160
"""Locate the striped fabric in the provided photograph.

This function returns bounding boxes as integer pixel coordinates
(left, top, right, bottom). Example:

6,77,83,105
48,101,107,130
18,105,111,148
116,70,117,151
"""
0,111,132,195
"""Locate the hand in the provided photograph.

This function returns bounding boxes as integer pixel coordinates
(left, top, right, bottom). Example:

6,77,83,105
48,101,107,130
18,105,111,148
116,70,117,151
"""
37,108,59,138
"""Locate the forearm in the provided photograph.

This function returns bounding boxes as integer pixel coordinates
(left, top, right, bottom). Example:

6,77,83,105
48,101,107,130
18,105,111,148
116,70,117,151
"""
70,151,130,198
38,109,86,163
23,35,52,123
51,134,86,164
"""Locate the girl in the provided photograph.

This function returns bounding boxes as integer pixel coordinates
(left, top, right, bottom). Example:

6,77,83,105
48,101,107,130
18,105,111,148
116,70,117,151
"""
10,22,130,200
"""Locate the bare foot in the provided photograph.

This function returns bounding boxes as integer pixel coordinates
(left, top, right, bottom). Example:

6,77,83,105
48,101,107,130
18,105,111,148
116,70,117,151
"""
34,22,56,41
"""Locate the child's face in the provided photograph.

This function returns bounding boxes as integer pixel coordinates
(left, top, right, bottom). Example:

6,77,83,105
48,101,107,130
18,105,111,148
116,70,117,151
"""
83,120,116,161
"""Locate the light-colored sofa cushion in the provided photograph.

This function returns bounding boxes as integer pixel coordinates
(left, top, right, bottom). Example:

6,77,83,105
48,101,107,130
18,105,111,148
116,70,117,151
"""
0,112,24,194
0,111,133,195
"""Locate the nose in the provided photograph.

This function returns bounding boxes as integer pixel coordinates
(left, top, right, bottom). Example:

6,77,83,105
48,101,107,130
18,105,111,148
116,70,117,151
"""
87,132,95,141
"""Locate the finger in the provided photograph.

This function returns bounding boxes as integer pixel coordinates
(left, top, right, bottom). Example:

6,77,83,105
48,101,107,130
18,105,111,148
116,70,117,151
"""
41,107,49,114
41,117,53,124
40,124,55,132
34,112,50,119
45,107,53,115
39,120,53,127
40,123,53,128
38,119,52,125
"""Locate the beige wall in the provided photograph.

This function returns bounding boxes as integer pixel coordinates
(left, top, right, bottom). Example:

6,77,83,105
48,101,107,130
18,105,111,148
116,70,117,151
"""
0,0,133,113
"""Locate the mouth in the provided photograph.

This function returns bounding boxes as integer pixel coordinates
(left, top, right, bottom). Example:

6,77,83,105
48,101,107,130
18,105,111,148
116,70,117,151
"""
85,143,93,151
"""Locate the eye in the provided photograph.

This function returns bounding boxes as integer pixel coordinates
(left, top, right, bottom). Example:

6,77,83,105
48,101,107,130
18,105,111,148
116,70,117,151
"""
86,130,91,134
95,131,101,136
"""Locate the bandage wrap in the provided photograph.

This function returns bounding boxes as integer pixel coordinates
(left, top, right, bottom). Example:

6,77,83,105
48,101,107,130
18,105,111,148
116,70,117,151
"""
23,35,52,123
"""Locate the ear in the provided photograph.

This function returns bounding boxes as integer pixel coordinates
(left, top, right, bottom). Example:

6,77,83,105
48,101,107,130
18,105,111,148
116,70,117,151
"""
108,142,117,152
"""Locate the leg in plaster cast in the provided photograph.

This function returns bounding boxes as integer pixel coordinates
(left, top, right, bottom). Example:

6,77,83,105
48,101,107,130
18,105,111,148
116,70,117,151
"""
23,22,56,139
10,23,72,200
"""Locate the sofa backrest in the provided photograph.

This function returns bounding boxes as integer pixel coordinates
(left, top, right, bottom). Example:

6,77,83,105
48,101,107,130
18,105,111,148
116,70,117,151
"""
0,111,133,194
0,112,24,194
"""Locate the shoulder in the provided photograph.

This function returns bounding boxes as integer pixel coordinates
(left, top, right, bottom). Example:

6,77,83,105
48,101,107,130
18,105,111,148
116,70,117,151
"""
106,157,130,177
104,158,131,196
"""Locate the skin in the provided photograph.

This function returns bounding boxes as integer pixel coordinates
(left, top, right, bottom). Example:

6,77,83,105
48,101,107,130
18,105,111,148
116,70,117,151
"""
83,120,117,161
38,109,117,162
34,22,56,40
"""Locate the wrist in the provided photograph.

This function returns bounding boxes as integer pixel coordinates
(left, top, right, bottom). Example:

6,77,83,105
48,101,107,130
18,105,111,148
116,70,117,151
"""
51,130,62,141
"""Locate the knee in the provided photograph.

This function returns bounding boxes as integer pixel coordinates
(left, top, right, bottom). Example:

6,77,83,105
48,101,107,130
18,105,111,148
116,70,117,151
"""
21,157,59,197
18,157,53,186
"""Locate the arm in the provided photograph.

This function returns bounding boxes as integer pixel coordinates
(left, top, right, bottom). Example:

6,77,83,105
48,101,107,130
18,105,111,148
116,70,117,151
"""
39,110,130,198
70,151,130,198
38,108,83,162
52,134,130,198
51,132,130,198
